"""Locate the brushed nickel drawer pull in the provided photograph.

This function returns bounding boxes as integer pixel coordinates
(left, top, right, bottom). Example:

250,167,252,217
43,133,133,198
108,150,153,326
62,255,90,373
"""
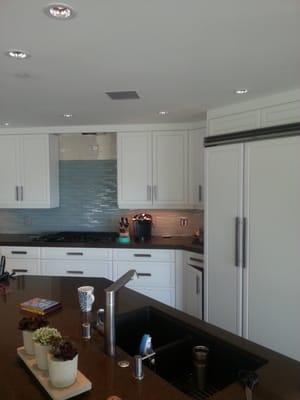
137,273,152,277
11,251,28,255
12,269,28,273
66,270,84,274
189,257,203,263
134,254,152,258
66,252,84,256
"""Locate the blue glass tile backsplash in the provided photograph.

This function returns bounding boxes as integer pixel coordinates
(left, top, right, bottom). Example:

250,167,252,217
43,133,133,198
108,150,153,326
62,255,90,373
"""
0,160,201,234
0,160,122,233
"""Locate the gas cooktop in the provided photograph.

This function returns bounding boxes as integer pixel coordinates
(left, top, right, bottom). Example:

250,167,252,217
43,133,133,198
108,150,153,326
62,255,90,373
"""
34,231,118,243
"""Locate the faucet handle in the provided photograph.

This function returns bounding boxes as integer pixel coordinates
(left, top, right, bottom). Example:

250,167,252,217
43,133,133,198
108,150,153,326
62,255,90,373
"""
96,308,105,335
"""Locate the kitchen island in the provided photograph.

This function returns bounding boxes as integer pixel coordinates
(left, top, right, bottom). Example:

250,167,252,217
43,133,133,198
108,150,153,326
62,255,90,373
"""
1,275,299,400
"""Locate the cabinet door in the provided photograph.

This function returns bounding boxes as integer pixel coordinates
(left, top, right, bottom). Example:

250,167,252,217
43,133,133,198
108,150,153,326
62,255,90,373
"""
20,135,50,208
5,259,40,276
0,136,20,208
188,129,205,209
208,111,261,136
41,260,113,279
243,137,300,360
261,101,300,127
153,131,188,208
205,144,244,335
117,132,152,208
183,265,203,319
132,287,175,307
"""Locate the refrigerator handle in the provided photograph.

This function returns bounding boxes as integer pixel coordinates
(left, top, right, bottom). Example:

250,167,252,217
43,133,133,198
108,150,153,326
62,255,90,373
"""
242,217,247,269
235,217,241,267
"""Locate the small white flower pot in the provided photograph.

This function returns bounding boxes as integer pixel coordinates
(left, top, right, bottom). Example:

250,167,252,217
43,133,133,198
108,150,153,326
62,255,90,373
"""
22,330,35,355
34,342,51,370
48,354,78,388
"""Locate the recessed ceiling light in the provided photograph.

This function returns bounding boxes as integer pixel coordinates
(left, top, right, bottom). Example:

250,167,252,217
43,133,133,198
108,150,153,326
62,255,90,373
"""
235,88,248,95
63,113,72,118
159,111,168,116
2,122,9,126
6,50,29,59
45,4,74,19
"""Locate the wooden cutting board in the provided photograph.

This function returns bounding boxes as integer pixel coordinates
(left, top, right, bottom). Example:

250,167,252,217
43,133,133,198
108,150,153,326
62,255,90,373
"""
17,347,92,400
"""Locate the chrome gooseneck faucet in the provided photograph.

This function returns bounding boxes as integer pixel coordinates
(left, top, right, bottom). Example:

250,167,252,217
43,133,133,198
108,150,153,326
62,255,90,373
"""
97,269,138,357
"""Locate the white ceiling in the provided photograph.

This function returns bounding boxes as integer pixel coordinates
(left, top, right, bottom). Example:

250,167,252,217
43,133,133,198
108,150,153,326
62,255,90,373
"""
1,0,300,127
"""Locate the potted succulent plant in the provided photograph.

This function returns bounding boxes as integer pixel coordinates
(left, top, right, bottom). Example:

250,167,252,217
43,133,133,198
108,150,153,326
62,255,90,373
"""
32,327,61,370
18,316,49,355
48,339,78,388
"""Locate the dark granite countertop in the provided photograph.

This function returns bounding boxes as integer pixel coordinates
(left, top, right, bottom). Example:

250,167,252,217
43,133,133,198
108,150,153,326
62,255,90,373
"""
0,234,203,254
1,276,299,399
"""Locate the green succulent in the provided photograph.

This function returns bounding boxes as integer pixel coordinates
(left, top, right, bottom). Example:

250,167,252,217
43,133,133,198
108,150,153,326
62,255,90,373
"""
32,327,61,346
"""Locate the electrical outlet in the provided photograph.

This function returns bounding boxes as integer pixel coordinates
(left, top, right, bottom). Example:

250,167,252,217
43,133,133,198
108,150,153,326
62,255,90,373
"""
179,217,188,228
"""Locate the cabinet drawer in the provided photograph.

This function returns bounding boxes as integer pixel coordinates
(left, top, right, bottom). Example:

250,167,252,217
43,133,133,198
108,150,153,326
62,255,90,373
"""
6,259,40,276
41,260,112,279
1,246,40,259
132,287,175,307
113,249,175,262
41,247,112,260
114,261,175,288
185,251,204,267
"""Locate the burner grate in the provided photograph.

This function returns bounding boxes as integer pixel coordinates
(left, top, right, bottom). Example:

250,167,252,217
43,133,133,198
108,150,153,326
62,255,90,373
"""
171,373,219,400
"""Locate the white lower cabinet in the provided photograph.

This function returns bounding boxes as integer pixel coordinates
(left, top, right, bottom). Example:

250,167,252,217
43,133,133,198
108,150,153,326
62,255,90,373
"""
183,252,204,319
1,245,180,309
0,246,41,276
41,260,113,279
5,258,40,276
133,287,175,307
113,249,176,307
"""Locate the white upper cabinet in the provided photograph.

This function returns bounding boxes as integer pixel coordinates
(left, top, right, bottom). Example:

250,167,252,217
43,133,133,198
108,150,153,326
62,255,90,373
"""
207,91,300,136
208,111,261,136
0,136,20,207
261,101,300,127
117,132,152,208
152,131,188,208
117,129,194,209
188,129,205,209
0,135,59,209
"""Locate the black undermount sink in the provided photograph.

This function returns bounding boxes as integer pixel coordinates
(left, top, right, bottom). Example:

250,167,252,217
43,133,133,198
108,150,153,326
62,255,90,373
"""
116,307,266,399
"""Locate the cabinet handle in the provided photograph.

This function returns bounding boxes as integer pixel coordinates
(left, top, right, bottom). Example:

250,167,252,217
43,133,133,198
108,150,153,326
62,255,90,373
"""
11,251,27,255
196,275,200,294
12,269,28,273
66,252,84,256
242,217,247,269
134,254,152,258
189,257,203,263
137,272,152,277
235,217,241,267
15,186,19,201
147,185,152,201
20,186,24,201
198,185,202,202
66,270,84,274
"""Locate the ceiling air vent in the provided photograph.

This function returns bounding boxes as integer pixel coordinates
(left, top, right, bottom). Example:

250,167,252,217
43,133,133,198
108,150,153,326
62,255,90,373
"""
106,91,140,100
